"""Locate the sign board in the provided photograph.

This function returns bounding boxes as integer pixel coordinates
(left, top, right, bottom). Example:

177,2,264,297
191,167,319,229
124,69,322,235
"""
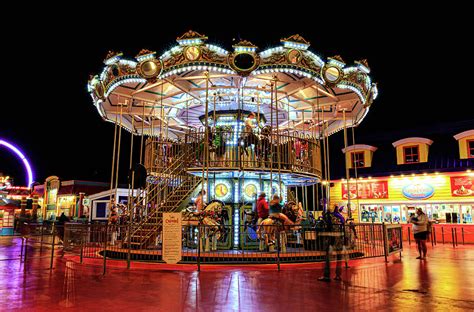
384,224,403,255
342,181,389,199
402,183,434,200
450,176,474,197
162,212,182,264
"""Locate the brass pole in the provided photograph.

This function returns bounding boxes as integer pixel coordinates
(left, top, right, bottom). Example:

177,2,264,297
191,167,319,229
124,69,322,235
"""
108,104,119,223
343,109,352,219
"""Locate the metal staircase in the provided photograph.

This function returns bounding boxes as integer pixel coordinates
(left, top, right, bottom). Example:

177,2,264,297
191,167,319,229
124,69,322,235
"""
126,150,200,249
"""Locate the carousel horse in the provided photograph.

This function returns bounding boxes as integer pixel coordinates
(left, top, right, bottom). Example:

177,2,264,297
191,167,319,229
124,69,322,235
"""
256,201,304,251
181,200,228,251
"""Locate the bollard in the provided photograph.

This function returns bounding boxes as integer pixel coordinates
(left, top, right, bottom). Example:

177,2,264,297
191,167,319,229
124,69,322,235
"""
276,229,281,271
454,228,458,246
40,225,44,253
462,227,465,245
407,227,411,246
24,237,28,263
20,237,24,261
441,227,445,244
50,228,56,270
451,228,455,248
197,225,201,272
103,224,108,275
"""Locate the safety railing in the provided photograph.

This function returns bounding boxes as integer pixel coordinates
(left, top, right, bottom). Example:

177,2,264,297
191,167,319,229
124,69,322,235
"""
144,128,322,177
63,222,400,273
401,223,474,247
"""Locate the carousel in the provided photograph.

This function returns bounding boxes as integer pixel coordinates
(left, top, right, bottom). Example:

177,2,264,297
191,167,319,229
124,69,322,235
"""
87,31,378,261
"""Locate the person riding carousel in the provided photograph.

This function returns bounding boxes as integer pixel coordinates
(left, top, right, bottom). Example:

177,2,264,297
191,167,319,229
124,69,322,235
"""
243,113,259,148
269,194,293,225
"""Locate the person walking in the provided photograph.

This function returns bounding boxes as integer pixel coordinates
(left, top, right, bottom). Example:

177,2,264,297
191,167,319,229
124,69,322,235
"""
411,207,429,259
256,192,269,224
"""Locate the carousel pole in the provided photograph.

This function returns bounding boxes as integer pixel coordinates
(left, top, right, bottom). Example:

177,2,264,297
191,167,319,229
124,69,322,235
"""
351,114,360,221
269,83,274,194
127,114,135,268
343,109,352,219
108,102,119,223
202,72,210,198
274,76,282,199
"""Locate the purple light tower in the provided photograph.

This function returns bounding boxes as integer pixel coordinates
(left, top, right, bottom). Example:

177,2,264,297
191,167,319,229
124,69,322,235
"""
0,139,34,187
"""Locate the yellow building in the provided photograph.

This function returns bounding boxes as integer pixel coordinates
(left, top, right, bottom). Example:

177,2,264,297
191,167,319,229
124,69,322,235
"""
330,171,474,224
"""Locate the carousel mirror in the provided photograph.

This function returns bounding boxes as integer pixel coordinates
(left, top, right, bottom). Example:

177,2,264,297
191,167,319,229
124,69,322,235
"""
184,46,201,61
287,49,302,64
323,66,341,83
233,53,256,71
139,60,161,78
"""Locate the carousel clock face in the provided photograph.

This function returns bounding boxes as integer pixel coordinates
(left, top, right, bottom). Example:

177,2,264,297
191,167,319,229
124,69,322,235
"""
184,46,201,61
244,184,257,198
287,49,302,64
215,183,229,198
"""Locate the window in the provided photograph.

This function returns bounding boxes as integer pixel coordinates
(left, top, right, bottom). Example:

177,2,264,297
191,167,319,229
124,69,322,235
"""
403,146,419,163
351,151,365,168
468,140,474,159
93,201,109,219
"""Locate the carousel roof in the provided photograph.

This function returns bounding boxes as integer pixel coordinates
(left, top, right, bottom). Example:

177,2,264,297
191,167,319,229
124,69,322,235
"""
88,31,378,139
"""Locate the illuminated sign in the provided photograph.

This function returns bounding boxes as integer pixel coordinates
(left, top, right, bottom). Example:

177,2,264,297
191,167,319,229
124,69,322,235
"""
450,176,474,197
402,183,435,200
342,181,389,199
0,176,12,190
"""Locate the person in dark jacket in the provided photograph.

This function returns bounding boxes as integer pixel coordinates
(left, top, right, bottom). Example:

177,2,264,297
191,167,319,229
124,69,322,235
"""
269,194,292,225
256,192,269,224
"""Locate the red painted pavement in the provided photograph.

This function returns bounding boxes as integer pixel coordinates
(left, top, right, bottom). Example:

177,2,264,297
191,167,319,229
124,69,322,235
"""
1,237,473,311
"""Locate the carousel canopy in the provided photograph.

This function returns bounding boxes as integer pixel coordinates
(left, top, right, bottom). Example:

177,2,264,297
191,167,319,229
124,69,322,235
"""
88,31,378,139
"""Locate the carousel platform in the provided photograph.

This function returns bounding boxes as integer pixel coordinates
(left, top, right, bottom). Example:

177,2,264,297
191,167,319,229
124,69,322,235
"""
93,246,364,263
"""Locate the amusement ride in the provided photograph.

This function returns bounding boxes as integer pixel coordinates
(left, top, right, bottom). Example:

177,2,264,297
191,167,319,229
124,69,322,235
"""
87,31,378,258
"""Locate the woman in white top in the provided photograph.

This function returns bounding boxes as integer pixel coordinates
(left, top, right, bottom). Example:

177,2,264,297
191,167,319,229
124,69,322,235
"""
411,208,429,259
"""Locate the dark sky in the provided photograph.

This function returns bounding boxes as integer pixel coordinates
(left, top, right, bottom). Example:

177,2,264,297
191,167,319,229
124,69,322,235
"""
0,7,471,186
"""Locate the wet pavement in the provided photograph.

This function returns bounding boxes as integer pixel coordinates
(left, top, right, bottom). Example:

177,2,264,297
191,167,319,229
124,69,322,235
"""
1,237,473,311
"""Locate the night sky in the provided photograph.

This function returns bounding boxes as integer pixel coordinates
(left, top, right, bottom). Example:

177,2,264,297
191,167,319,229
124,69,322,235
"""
0,9,471,186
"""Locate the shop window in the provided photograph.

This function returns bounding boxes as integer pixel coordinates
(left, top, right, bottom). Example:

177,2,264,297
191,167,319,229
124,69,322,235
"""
403,146,419,163
351,151,365,168
468,140,474,159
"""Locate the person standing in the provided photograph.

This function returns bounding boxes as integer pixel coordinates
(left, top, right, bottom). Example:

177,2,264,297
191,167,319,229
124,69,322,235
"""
411,207,429,259
195,190,206,213
256,192,269,224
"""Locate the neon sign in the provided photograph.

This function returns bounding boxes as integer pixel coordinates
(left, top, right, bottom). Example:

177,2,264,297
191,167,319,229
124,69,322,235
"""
0,139,34,187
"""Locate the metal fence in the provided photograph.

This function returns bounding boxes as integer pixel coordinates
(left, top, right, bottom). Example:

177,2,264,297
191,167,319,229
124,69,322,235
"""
63,222,399,273
402,224,474,247
2,222,65,269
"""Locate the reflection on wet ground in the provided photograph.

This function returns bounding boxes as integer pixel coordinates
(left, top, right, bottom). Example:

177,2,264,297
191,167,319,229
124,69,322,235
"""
1,237,473,311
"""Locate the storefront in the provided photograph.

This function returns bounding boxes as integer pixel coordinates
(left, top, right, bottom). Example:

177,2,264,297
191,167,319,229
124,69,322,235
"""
330,171,474,224
34,177,109,220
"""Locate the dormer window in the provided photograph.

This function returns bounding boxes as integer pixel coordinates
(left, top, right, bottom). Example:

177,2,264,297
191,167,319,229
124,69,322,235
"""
351,151,365,168
403,146,419,163
342,144,377,169
468,140,474,159
392,137,432,165
453,130,474,160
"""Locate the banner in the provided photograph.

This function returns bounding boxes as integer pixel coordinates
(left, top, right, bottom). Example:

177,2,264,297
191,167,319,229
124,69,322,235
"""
342,181,389,199
450,176,474,197
162,213,182,264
